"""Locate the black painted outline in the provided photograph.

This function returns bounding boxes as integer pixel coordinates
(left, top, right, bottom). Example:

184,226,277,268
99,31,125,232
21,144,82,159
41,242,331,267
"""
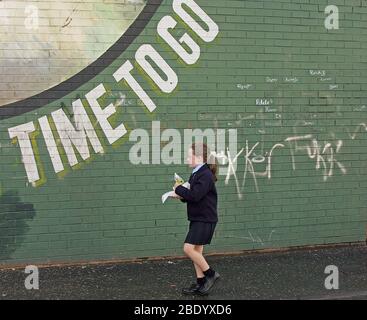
0,0,163,120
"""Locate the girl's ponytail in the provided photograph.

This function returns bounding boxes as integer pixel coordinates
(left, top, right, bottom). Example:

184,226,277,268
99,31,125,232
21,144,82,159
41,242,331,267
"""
208,152,218,182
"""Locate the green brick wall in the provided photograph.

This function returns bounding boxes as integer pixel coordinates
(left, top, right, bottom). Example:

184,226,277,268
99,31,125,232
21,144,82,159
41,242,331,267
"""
0,0,366,266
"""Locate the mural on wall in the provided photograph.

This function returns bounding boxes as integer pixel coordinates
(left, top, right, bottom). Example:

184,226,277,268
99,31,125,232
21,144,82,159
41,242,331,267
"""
3,0,219,187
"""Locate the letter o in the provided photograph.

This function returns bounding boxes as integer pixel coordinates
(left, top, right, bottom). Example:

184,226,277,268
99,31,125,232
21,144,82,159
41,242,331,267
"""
135,44,178,93
173,0,219,42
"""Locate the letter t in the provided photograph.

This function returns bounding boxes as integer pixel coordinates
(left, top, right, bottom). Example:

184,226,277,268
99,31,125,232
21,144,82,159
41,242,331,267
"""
8,121,40,184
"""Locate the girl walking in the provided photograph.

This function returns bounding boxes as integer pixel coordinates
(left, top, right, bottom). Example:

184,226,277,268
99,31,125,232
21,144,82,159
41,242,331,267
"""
172,142,220,296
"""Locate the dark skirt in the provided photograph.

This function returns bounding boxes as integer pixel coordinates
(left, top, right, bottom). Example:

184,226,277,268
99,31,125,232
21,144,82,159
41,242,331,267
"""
184,221,217,245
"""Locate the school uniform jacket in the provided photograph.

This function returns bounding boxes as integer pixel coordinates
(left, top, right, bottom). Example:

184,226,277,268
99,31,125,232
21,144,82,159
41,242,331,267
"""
174,163,218,223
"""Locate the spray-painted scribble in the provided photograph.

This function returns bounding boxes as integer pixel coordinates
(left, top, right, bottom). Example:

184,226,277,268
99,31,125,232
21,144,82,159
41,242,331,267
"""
213,127,351,199
213,140,284,200
223,229,276,246
237,84,253,90
347,123,367,140
284,77,299,83
285,134,346,181
265,77,278,83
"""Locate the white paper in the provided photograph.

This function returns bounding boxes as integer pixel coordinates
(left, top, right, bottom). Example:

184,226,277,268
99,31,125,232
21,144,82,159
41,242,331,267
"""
161,173,190,204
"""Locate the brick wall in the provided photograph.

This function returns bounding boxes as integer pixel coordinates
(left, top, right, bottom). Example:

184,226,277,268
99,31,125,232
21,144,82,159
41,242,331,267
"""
0,0,366,266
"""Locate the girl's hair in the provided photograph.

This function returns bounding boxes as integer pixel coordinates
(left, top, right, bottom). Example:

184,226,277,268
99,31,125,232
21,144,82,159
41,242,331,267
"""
190,142,218,182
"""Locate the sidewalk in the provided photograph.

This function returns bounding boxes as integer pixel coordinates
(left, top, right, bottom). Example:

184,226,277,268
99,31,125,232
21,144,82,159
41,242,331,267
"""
0,244,366,300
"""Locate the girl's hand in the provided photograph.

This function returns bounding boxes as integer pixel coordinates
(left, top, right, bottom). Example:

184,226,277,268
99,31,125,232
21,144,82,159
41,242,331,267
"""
173,181,181,189
171,191,183,200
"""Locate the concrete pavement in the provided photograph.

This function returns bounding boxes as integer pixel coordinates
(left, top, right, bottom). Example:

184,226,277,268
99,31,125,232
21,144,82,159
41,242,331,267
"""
0,244,366,300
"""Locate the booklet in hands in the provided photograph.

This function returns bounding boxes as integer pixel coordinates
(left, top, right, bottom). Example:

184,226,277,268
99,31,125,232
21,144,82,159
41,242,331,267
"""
161,173,190,204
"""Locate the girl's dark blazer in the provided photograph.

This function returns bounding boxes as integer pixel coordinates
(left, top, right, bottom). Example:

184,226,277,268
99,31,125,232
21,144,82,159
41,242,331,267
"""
175,163,218,223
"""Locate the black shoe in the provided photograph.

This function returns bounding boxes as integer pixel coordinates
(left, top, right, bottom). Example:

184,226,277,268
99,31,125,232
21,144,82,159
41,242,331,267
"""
197,272,220,295
181,282,201,295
